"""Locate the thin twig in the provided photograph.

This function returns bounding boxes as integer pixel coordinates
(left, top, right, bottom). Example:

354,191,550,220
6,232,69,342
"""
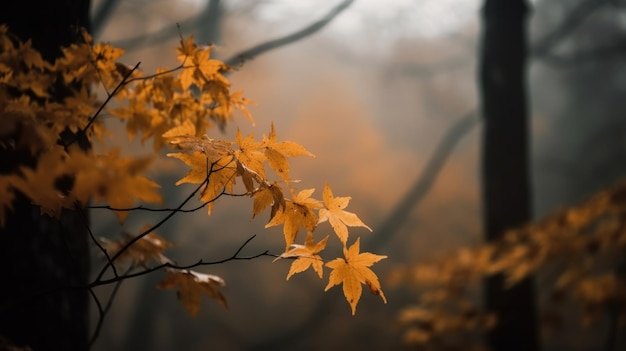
78,205,118,278
531,0,610,57
86,287,104,350
91,235,274,287
88,265,134,350
65,61,141,150
93,162,215,282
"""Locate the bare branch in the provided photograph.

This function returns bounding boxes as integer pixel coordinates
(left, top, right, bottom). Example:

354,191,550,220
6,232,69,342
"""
366,111,480,250
537,42,626,66
93,161,214,282
78,205,118,278
91,235,274,288
531,0,611,57
87,265,132,350
224,0,354,67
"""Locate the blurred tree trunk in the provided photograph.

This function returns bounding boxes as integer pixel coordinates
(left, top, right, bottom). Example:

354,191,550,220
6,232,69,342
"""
0,1,91,350
479,1,539,351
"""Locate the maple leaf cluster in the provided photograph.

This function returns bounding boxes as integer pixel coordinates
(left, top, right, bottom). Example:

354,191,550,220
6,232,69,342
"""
393,180,626,348
0,25,387,318
162,117,387,315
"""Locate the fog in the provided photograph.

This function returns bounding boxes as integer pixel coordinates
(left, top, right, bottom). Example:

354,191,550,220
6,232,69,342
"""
88,0,626,350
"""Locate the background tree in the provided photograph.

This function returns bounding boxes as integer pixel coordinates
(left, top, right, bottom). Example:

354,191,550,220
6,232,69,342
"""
480,1,538,350
0,1,91,349
1,1,387,351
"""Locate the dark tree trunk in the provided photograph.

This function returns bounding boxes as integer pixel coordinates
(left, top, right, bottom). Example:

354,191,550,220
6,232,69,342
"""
0,1,91,350
479,1,539,351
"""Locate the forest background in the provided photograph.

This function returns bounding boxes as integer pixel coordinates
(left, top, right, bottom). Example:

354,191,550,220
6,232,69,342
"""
3,0,625,350
91,0,626,350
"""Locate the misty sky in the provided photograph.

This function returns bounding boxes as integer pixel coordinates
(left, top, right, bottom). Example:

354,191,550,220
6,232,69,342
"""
253,0,480,38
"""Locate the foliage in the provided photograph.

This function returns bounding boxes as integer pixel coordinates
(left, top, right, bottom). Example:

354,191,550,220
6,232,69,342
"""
393,180,626,349
0,24,387,343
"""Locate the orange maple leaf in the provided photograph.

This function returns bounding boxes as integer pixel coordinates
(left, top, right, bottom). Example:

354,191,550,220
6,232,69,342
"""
157,269,227,317
71,148,163,222
234,129,266,180
274,232,329,279
168,151,237,214
325,237,387,315
100,227,174,267
262,123,315,181
318,182,372,245
252,183,284,220
266,188,321,248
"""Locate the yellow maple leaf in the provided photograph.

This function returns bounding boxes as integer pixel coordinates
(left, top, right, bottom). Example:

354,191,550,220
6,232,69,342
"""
252,185,273,218
318,182,372,245
230,90,255,125
234,129,266,180
325,237,387,315
157,269,227,317
161,119,199,146
168,151,237,215
266,188,321,248
100,226,174,267
71,149,163,222
252,182,285,222
10,146,75,217
274,232,329,280
262,123,315,181
18,39,44,70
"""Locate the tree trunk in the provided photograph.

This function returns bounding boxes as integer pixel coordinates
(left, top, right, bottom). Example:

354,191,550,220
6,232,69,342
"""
0,1,91,350
479,1,539,351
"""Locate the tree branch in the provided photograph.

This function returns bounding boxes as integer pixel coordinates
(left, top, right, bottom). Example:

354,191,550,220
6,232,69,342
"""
93,160,214,282
531,0,610,57
91,235,273,288
87,265,132,350
366,111,480,250
538,42,626,66
224,0,354,67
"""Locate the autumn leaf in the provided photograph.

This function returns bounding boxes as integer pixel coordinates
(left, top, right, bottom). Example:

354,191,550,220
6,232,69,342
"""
234,129,266,180
157,269,227,317
163,124,234,162
231,90,255,125
252,182,285,221
10,146,76,217
252,185,273,218
71,148,163,222
325,237,387,315
100,227,174,267
318,182,372,245
266,188,321,248
274,232,329,279
262,123,315,181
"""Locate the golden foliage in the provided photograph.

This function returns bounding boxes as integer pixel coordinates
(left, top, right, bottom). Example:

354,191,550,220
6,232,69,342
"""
273,231,329,279
100,226,174,267
395,180,626,348
318,181,372,245
157,269,227,317
0,25,386,318
325,237,387,315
